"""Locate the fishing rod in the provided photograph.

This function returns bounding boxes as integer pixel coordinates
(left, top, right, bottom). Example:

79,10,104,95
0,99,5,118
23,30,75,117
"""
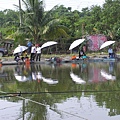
0,89,120,96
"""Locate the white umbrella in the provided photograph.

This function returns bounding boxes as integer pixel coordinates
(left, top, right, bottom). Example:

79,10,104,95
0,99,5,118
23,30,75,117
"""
13,46,28,54
70,72,86,84
100,41,115,50
41,41,58,49
42,77,58,84
14,74,29,82
69,39,85,50
100,69,116,80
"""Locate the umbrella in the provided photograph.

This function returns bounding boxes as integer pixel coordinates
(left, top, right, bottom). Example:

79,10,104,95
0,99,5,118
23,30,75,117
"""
41,41,58,49
69,39,85,50
13,46,28,54
100,69,116,80
42,77,58,84
100,41,115,50
14,74,29,82
70,72,86,84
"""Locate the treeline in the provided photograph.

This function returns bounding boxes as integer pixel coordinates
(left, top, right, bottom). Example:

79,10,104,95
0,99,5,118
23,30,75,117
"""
0,0,120,47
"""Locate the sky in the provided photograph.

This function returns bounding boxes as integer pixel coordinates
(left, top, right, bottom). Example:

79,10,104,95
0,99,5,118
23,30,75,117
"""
0,0,105,11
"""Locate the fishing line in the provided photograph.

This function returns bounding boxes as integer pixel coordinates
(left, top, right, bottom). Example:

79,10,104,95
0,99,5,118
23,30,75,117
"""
0,90,88,120
0,89,120,95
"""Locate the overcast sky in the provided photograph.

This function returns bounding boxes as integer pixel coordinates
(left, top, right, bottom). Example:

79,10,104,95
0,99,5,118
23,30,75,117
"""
0,0,105,11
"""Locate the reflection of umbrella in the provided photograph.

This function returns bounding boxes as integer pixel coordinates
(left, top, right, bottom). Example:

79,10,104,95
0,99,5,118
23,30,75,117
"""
69,39,85,50
70,72,86,84
100,41,115,50
14,74,29,82
41,41,57,49
13,46,28,54
100,69,116,80
37,72,42,79
42,77,58,84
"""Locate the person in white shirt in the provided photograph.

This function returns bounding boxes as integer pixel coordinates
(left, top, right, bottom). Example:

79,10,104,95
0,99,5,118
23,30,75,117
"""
30,44,36,61
36,44,41,61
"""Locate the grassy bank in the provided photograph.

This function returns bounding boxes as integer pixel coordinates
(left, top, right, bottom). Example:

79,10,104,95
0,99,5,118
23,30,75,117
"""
0,52,110,61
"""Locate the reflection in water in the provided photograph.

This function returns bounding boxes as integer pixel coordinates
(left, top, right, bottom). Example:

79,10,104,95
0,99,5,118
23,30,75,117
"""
70,72,86,84
101,69,116,80
14,65,43,82
14,64,59,84
109,62,114,73
42,77,58,85
1,62,120,120
14,73,29,82
0,100,22,120
13,62,117,84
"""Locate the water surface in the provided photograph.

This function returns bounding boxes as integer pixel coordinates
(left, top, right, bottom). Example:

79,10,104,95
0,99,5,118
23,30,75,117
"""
0,62,120,120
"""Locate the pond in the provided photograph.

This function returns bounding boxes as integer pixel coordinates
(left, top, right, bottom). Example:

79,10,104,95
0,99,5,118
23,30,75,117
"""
0,61,120,120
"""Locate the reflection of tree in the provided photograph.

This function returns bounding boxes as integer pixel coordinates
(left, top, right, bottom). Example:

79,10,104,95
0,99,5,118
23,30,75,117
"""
82,81,120,117
1,63,120,119
95,91,120,116
0,67,15,85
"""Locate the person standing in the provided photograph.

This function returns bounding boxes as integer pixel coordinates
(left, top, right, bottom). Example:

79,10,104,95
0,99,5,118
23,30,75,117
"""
27,41,32,54
30,44,36,61
108,47,113,58
36,44,41,61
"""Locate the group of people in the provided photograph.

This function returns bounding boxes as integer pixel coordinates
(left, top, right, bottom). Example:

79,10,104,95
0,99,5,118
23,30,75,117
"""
71,48,87,60
30,43,41,62
14,41,42,63
14,41,116,63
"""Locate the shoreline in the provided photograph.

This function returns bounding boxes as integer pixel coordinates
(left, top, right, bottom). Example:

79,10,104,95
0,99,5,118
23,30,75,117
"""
0,53,119,65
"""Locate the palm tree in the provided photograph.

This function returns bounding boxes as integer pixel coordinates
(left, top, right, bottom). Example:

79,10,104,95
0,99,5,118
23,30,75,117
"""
20,0,68,43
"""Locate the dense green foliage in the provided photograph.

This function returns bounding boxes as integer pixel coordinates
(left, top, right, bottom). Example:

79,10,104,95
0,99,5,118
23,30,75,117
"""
0,0,120,45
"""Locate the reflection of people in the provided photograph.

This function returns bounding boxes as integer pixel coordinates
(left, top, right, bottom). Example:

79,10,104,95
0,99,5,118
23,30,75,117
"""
32,72,37,80
15,65,21,74
80,63,87,73
109,62,114,73
108,47,113,58
36,44,41,61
